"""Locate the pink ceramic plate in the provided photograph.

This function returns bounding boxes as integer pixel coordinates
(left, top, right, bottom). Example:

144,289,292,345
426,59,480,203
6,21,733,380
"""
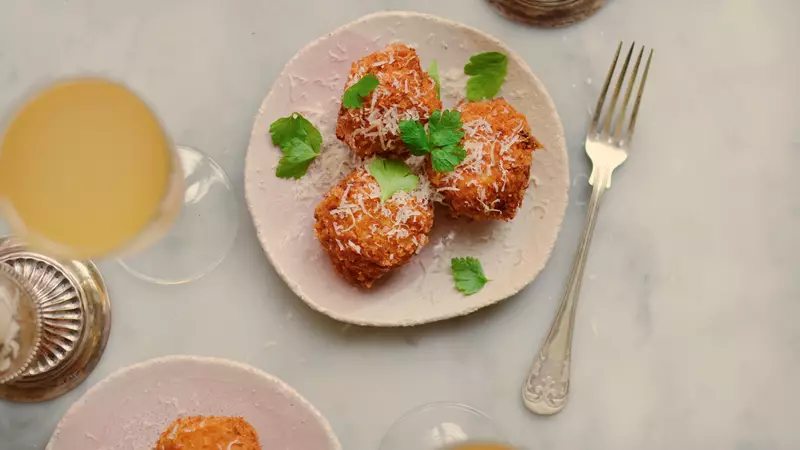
46,356,341,450
245,11,569,326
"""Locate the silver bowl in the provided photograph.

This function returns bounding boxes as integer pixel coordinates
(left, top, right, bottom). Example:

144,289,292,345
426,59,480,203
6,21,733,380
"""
0,236,111,402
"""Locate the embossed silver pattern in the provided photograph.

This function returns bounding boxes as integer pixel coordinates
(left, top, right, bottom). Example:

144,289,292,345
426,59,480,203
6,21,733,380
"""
3,256,83,377
0,263,42,384
0,236,111,402
523,42,653,415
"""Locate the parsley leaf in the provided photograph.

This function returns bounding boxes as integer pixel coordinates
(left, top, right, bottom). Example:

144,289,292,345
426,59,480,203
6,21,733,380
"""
451,257,489,295
269,113,323,179
269,112,322,152
399,120,430,156
343,74,380,108
428,60,440,98
275,138,317,179
398,109,467,172
368,158,419,203
431,145,467,172
464,52,508,101
428,109,465,147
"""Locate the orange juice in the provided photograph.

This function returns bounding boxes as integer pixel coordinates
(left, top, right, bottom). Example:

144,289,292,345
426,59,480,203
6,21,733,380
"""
0,79,174,258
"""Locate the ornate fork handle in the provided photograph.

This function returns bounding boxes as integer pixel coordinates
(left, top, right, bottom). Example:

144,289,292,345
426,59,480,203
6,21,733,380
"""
522,42,653,415
522,168,610,415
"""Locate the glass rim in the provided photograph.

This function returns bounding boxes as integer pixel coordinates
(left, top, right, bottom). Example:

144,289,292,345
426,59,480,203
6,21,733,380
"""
380,401,511,450
396,401,495,420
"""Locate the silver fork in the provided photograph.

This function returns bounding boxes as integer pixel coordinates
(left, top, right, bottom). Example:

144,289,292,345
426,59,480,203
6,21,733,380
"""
522,42,654,415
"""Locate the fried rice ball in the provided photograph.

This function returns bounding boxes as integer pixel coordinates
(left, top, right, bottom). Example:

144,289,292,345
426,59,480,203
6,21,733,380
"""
336,43,441,158
314,166,434,288
427,98,541,221
155,416,261,450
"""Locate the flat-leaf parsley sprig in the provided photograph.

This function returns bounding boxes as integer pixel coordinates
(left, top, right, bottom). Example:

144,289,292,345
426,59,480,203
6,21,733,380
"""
368,158,419,203
451,257,489,295
343,74,380,109
269,113,323,179
399,109,466,172
428,60,440,98
464,52,508,101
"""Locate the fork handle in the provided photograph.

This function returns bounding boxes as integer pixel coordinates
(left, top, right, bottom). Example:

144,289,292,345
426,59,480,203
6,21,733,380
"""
522,169,609,415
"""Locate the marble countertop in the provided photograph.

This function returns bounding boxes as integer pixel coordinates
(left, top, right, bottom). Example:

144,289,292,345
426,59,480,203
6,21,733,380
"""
1,0,798,449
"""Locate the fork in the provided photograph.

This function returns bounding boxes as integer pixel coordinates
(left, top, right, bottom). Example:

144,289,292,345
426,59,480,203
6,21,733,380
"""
522,42,654,415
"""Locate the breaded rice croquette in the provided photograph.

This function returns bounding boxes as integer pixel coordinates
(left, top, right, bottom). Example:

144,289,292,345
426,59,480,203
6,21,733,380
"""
427,98,541,221
314,166,434,288
155,416,261,450
336,44,441,158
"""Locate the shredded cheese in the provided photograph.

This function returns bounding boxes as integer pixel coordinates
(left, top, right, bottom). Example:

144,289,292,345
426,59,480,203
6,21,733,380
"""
341,44,436,155
290,106,360,206
347,241,362,254
438,102,531,210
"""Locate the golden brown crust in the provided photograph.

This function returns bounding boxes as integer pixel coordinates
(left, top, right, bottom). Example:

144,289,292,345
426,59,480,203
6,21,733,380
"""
336,44,441,158
314,167,434,288
427,98,541,221
155,416,261,450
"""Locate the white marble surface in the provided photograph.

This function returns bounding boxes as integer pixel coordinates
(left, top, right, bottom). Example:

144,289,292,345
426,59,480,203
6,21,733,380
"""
0,0,798,449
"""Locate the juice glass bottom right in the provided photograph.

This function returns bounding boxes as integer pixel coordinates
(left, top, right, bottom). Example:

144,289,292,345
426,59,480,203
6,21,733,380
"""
379,402,514,450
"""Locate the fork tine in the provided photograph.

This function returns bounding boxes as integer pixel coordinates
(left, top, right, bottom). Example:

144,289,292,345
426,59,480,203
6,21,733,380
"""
612,46,644,142
627,49,654,142
590,41,622,133
601,42,635,136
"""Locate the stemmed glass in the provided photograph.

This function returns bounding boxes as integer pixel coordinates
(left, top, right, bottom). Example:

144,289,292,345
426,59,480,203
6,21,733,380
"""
116,144,238,284
0,77,238,284
379,402,515,450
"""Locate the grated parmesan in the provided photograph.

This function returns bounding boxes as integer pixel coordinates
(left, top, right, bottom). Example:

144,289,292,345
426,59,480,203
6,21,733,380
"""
437,101,532,209
339,44,438,156
290,105,360,206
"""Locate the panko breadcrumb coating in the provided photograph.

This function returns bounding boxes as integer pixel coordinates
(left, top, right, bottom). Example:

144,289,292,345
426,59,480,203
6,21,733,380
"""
427,98,541,221
314,166,434,288
336,44,441,158
155,416,261,450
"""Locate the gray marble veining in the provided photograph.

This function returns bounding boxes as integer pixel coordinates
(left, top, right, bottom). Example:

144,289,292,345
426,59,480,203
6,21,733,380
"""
0,0,798,449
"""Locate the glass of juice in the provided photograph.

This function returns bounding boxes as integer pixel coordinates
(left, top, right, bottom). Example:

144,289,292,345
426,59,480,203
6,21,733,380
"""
379,402,515,450
0,78,238,284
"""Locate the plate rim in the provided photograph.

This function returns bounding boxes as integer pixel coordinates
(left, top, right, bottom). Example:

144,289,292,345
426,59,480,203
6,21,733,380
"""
46,355,342,450
244,10,569,327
